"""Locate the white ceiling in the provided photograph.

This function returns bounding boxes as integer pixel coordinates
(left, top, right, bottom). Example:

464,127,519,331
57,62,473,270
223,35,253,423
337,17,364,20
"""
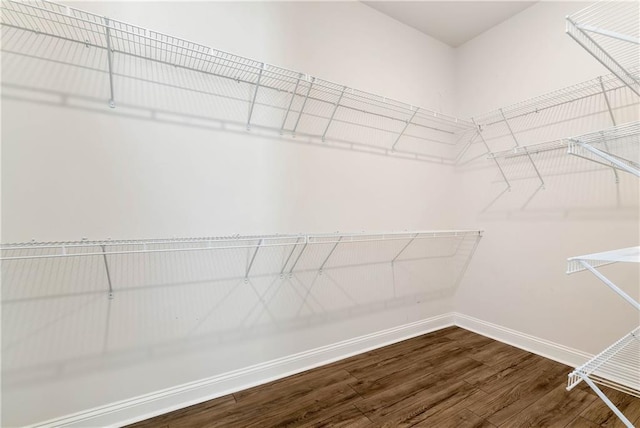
363,1,537,47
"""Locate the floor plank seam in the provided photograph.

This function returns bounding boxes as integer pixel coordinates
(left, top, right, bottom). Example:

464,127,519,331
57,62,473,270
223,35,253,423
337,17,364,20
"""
352,404,374,424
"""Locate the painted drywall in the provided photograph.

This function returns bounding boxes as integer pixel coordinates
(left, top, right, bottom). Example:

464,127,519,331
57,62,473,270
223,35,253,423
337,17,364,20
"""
1,2,467,426
2,1,639,426
453,1,639,356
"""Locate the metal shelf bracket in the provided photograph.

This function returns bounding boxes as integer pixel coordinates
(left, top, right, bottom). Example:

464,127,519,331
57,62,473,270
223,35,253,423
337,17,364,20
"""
318,236,342,274
247,63,264,130
103,17,115,108
321,86,346,142
244,238,263,283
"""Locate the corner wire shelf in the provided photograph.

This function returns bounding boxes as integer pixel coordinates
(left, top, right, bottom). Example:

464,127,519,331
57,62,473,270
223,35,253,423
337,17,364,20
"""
487,121,640,183
465,69,640,188
1,230,483,298
566,246,640,428
567,122,640,177
567,1,640,97
0,0,476,163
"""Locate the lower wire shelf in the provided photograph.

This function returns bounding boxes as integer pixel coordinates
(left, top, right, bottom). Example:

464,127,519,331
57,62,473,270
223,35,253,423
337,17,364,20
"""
567,246,640,427
568,326,640,398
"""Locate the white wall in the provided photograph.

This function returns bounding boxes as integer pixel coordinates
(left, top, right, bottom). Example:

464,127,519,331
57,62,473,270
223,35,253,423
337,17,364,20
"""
453,1,639,356
3,1,639,426
1,2,465,426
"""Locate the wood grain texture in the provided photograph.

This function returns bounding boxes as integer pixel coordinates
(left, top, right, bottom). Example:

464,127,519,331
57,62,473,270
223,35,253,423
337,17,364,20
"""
127,327,640,428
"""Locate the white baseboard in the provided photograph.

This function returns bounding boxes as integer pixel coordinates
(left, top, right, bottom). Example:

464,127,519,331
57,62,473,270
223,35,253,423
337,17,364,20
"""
31,313,455,428
30,312,594,428
454,312,592,368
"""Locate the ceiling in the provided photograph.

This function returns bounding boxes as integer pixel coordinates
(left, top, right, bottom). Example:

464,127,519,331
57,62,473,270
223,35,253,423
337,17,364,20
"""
362,1,537,47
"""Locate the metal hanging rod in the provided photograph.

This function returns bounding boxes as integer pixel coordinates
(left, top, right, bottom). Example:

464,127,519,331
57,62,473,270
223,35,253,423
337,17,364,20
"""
0,230,483,261
0,0,474,137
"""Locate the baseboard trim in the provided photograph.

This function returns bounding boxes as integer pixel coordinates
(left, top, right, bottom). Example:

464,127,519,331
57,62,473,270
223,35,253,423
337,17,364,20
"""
31,313,455,428
454,313,592,368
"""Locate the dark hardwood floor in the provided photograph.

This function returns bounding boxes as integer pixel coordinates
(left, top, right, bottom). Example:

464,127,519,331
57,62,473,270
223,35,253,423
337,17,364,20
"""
127,327,640,427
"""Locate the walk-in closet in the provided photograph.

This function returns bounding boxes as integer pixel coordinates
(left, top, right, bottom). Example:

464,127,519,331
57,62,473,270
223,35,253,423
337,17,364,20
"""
1,0,638,426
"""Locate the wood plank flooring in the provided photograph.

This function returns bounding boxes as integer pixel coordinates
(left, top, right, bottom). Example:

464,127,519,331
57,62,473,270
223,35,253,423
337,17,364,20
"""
127,327,640,427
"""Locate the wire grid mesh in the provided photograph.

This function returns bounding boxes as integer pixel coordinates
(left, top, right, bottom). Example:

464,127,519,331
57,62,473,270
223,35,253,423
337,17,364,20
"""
1,26,111,99
467,72,640,183
566,246,640,274
568,327,640,398
0,0,475,162
567,1,640,96
1,231,481,374
567,122,640,175
0,231,482,302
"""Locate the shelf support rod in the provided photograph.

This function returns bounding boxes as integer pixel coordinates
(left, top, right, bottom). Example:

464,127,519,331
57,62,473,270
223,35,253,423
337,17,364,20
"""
280,73,303,134
100,245,114,299
391,233,418,263
319,236,342,273
581,376,634,428
577,24,640,45
288,237,309,275
245,238,263,282
599,77,620,183
391,108,419,151
321,86,346,142
291,78,314,136
103,17,116,108
247,63,264,130
280,237,302,277
499,109,545,189
472,119,511,190
578,260,640,310
599,77,617,126
574,141,640,177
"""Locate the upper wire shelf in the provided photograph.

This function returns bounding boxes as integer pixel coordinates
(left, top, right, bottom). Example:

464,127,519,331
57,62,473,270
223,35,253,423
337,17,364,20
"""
567,1,640,97
0,0,476,163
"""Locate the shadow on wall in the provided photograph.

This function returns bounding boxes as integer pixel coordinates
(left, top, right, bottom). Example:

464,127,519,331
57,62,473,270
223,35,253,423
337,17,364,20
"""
1,233,481,390
0,20,474,164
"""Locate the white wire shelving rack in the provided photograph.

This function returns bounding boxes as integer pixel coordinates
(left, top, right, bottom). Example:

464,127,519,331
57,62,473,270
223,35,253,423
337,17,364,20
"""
0,0,476,163
468,68,640,188
0,230,483,298
568,122,640,177
488,121,640,183
566,246,640,428
567,1,640,97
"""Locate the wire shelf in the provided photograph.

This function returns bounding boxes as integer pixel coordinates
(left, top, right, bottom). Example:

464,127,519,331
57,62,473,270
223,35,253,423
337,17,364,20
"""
567,1,640,96
567,247,640,426
468,70,640,187
568,327,640,398
0,230,483,261
487,122,639,184
0,0,475,162
567,246,640,274
568,122,640,177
